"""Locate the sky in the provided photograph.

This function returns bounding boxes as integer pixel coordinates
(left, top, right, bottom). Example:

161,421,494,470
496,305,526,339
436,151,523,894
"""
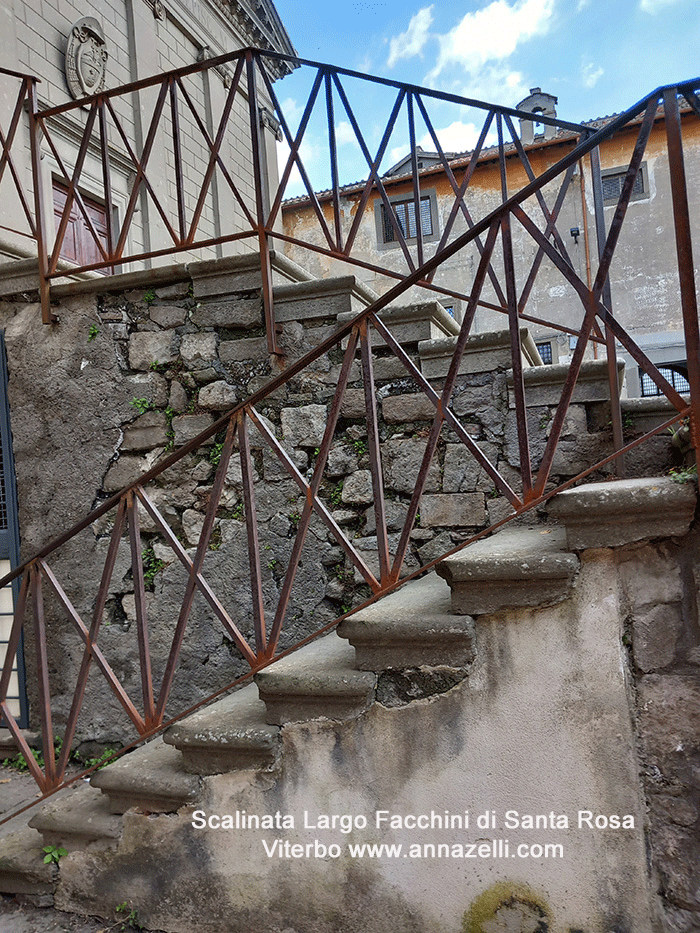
269,0,700,194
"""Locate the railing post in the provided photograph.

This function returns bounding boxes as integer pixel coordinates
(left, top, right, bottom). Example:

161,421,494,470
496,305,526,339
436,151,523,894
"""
589,143,625,474
245,50,279,358
26,79,54,324
664,87,700,466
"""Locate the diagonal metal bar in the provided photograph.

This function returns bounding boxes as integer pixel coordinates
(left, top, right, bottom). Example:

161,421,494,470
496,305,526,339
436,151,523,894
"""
264,330,360,655
238,409,267,657
262,67,337,248
330,74,416,272
325,69,343,253
0,571,28,702
1,701,47,789
30,564,57,788
512,203,688,410
168,76,187,245
245,407,381,592
109,82,179,259
359,319,390,584
126,490,157,727
153,417,239,718
0,78,38,236
135,485,258,668
98,99,116,273
370,312,521,507
407,92,425,268
341,85,407,255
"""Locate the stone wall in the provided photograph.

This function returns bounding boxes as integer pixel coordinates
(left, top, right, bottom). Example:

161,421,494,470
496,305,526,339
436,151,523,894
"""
619,529,700,930
0,259,680,750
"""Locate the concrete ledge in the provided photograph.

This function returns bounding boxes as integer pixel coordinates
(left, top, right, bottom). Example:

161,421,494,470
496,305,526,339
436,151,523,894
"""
621,395,690,435
547,477,698,549
337,574,475,669
338,300,459,348
436,526,579,615
164,684,280,775
254,634,376,724
508,358,625,407
419,328,541,379
29,783,122,852
90,737,200,814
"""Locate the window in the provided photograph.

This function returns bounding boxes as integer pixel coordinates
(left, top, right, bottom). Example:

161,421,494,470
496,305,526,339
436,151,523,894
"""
536,341,553,364
640,363,690,397
52,180,110,272
375,190,439,249
601,164,648,205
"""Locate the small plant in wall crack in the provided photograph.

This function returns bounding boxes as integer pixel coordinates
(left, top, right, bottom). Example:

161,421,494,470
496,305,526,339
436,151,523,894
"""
130,397,152,415
112,902,144,931
141,545,165,588
142,289,156,306
42,844,67,864
88,323,99,341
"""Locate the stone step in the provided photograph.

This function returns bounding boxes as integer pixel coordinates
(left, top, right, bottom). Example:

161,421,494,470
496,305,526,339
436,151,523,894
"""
338,299,459,347
28,781,121,852
547,476,697,549
436,526,579,615
0,728,40,762
337,573,475,670
274,274,377,323
0,825,55,897
254,634,376,725
163,683,280,775
419,326,542,378
89,737,200,815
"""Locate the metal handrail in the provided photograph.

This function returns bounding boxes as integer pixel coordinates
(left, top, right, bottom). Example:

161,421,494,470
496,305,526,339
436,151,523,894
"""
1,54,699,794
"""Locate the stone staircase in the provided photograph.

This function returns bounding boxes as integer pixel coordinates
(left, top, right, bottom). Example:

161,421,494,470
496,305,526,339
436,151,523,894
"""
0,474,695,929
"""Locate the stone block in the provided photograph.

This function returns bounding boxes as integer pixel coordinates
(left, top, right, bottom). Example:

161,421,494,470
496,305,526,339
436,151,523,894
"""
172,413,215,446
442,442,499,493
121,411,169,452
341,469,373,505
419,493,485,528
548,477,697,549
382,438,440,494
104,455,149,493
128,331,178,371
632,601,684,672
168,380,189,412
281,403,327,447
326,444,359,477
273,275,369,323
338,300,459,348
382,393,436,423
189,254,264,296
340,388,366,419
149,304,187,328
180,333,217,367
364,499,409,534
219,336,268,363
197,380,239,411
191,298,261,328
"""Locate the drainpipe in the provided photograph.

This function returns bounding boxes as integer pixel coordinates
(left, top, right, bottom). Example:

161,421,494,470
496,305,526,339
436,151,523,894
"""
578,153,596,358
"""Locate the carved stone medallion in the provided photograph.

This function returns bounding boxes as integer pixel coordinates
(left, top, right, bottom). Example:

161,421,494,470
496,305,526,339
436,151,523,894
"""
65,17,108,100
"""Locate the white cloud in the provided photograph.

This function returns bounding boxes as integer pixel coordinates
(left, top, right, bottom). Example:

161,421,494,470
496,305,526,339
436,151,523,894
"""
426,0,555,85
387,6,434,67
581,61,604,89
276,137,319,198
419,120,484,153
335,121,361,149
639,0,681,12
576,0,591,9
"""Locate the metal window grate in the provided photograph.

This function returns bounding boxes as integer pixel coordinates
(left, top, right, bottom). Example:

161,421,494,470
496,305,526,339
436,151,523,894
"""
536,341,553,364
640,364,690,397
382,197,432,242
602,169,644,203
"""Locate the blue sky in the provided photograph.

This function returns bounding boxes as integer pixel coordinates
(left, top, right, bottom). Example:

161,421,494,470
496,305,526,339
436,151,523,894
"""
270,0,700,193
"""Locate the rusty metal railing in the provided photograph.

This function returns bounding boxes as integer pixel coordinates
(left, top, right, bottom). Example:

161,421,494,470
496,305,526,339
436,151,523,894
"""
1,55,700,794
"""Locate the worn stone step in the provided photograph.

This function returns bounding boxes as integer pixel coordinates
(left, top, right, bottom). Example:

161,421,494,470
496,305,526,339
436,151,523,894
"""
436,526,579,615
547,476,697,549
90,736,200,814
28,781,121,852
274,275,376,323
163,683,280,775
254,634,376,725
0,825,55,896
338,299,459,347
419,326,542,378
0,729,40,761
337,573,475,670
